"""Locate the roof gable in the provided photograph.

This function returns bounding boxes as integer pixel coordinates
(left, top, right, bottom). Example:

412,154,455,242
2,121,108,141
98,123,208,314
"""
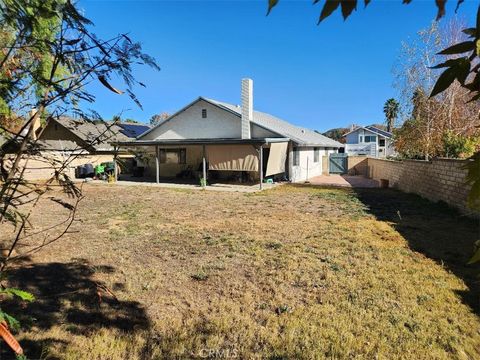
140,97,343,148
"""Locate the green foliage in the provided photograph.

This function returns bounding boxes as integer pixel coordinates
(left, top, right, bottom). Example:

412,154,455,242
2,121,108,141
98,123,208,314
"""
1,288,35,302
1,0,67,102
199,177,207,187
383,98,399,132
464,152,480,212
465,153,480,264
430,6,480,226
0,309,20,331
442,130,479,159
267,0,460,23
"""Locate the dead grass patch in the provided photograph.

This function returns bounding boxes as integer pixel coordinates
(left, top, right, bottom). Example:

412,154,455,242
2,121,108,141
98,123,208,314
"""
1,184,479,359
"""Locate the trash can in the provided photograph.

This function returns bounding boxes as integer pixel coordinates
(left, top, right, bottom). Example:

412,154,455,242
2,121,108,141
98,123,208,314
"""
75,165,86,178
84,163,94,178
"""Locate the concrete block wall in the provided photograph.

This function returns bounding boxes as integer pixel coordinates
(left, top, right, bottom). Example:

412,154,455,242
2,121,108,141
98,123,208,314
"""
367,157,475,216
347,156,369,176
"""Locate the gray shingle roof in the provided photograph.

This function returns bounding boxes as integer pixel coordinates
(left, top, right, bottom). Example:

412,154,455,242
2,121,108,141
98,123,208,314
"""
204,98,343,148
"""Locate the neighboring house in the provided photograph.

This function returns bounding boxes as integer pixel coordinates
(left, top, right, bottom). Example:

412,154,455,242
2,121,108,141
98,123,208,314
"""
343,125,395,158
2,117,150,180
116,78,343,184
37,117,150,154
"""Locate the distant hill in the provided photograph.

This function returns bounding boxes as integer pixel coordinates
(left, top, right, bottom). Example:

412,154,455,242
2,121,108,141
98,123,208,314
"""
320,128,348,143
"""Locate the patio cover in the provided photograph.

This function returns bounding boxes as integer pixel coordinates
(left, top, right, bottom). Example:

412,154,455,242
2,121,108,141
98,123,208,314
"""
266,142,288,176
207,144,258,172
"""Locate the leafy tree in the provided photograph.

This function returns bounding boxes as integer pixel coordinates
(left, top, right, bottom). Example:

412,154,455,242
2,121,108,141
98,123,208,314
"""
383,98,399,132
150,112,170,126
427,9,480,231
0,0,159,356
388,20,480,160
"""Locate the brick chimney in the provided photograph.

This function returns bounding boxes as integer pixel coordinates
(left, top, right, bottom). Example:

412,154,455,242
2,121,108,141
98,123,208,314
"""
241,78,253,139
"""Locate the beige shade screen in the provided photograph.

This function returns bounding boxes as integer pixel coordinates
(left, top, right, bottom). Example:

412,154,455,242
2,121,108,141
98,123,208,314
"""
265,142,288,176
207,145,259,172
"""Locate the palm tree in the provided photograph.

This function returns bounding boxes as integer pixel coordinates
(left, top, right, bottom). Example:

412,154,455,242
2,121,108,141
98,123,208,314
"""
383,98,399,133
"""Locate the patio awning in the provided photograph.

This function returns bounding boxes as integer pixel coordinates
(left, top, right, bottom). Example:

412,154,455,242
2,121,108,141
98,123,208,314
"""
113,137,290,147
266,142,288,176
207,144,258,172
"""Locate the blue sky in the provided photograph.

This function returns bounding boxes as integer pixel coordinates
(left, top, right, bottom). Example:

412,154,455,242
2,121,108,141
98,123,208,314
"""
79,0,477,132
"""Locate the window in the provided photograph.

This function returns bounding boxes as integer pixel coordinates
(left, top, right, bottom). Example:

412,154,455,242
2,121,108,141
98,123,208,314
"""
379,139,385,147
202,109,207,118
293,148,299,166
159,148,186,164
364,135,377,143
359,135,363,143
314,147,320,162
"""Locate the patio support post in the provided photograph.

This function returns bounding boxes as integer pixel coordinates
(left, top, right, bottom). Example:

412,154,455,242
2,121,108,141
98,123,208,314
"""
113,145,118,182
259,145,263,190
202,145,207,189
287,142,293,181
155,145,159,184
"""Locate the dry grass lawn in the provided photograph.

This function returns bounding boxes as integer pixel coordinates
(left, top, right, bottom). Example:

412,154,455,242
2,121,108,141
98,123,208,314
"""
1,183,479,359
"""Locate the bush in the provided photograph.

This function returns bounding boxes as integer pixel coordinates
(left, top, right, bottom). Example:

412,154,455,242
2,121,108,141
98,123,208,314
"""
442,130,480,159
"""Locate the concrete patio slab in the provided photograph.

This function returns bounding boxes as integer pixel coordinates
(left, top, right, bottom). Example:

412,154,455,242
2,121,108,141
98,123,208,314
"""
77,179,281,193
307,175,379,188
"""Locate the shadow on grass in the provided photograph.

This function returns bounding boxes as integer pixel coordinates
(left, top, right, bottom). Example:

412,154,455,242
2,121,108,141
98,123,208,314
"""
353,187,480,315
1,258,151,359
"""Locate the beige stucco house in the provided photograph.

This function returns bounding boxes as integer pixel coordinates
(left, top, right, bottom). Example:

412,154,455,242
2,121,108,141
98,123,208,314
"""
116,79,343,185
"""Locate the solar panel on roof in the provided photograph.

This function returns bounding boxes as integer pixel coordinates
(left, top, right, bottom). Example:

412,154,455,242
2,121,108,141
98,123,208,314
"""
366,126,392,138
118,124,150,138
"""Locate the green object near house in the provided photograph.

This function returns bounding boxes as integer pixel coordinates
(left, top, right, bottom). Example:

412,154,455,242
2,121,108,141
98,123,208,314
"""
94,164,105,175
